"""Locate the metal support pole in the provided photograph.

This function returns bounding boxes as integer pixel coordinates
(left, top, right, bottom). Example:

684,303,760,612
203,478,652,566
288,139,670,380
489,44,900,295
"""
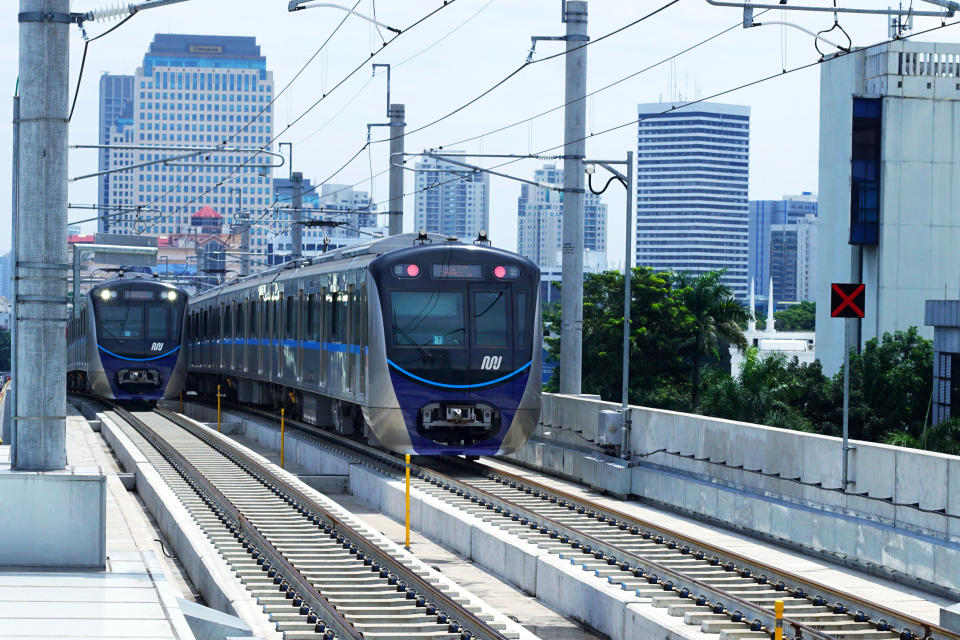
388,104,405,236
13,0,70,470
404,453,411,549
291,171,303,260
620,151,633,456
280,408,286,469
240,210,250,277
5,93,19,448
179,391,183,414
217,384,221,433
559,1,588,395
842,318,851,490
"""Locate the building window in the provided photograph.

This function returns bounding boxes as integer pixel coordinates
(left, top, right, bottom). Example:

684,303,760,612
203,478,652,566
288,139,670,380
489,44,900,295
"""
849,97,881,245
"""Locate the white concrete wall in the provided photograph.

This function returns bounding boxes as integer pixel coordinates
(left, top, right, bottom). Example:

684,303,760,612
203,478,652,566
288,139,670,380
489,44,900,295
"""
511,393,960,598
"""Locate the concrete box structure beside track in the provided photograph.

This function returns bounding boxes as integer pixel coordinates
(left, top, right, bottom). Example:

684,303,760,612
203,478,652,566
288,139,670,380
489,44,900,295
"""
509,393,960,600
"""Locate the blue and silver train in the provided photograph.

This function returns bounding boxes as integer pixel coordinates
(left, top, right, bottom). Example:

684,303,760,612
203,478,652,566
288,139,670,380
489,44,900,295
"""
186,233,542,456
68,279,189,401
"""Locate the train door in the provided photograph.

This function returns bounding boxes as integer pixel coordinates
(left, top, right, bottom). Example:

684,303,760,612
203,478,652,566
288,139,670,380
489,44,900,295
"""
255,300,263,374
283,294,294,379
358,281,367,395
321,286,330,389
346,283,356,393
297,289,305,382
469,282,514,396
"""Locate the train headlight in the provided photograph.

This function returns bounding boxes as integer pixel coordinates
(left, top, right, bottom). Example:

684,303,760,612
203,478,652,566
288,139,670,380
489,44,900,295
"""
166,291,178,301
99,289,113,301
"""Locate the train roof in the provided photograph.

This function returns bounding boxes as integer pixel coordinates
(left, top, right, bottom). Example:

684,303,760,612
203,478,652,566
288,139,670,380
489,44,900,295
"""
89,277,187,295
189,232,464,301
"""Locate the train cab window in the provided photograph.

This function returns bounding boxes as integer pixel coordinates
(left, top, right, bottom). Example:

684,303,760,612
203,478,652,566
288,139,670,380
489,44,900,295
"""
473,291,508,347
100,306,144,338
391,292,465,347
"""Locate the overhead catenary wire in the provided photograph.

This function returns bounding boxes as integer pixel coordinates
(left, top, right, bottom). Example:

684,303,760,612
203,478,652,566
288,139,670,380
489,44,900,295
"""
142,0,460,232
276,0,686,206
137,0,366,231
275,4,767,207
358,16,960,217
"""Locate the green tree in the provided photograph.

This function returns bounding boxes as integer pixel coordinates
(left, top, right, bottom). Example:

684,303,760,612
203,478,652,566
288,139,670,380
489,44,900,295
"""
0,330,9,372
544,268,692,407
834,327,932,442
773,301,816,331
676,271,747,411
885,418,960,456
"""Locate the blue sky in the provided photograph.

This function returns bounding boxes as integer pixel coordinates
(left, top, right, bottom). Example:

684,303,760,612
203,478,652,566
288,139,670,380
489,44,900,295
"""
2,0,959,265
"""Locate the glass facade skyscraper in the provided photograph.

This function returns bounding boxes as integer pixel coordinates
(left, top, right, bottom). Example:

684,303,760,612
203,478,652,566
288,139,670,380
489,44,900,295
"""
635,102,750,297
748,193,818,304
103,34,274,258
98,74,134,234
414,153,489,241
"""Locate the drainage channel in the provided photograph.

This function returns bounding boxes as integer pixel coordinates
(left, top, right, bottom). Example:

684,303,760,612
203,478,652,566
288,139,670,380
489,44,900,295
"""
186,401,951,640
107,404,512,640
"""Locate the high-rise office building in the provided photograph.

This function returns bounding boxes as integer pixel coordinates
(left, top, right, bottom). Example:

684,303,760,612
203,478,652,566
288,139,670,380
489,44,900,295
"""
516,163,607,270
635,102,750,297
98,74,134,234
748,193,818,304
414,152,489,241
816,41,960,374
104,35,275,261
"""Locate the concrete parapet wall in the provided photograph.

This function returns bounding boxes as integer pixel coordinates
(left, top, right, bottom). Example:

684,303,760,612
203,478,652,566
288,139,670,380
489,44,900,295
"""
97,411,280,639
513,393,960,599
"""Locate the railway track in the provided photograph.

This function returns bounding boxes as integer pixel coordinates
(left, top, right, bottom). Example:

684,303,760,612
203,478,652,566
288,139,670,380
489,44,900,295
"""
100,403,514,640
207,400,957,640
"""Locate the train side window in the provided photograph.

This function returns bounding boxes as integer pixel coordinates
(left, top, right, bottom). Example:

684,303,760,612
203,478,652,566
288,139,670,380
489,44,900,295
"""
224,304,232,338
286,295,295,340
347,284,356,345
327,291,338,342
298,292,306,342
307,294,318,341
237,301,245,337
359,283,368,346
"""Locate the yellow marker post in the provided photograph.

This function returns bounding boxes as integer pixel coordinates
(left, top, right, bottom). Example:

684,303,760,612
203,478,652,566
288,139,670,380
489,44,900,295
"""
179,391,183,414
216,385,221,432
404,453,411,550
775,600,784,640
280,408,286,469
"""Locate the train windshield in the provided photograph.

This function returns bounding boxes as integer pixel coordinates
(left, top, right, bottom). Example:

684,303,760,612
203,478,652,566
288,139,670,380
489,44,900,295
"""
391,292,465,347
93,284,186,356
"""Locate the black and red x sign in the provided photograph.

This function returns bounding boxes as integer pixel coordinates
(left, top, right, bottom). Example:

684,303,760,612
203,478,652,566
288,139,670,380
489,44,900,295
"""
831,283,866,318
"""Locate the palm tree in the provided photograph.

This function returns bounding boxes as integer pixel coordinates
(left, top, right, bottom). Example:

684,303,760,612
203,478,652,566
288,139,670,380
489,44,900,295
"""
676,271,748,411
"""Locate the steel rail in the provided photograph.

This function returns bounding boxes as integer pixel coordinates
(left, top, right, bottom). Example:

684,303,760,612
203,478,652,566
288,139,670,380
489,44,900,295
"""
155,407,511,640
110,405,362,640
202,400,951,640
469,463,953,640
